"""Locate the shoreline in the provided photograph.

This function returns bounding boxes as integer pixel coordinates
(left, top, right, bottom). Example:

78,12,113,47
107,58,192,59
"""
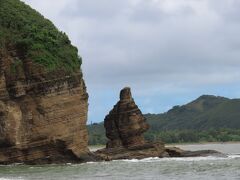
166,141,240,146
89,141,240,147
88,141,240,151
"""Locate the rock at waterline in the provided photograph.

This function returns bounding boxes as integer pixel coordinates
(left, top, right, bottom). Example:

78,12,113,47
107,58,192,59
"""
0,0,90,164
95,87,223,161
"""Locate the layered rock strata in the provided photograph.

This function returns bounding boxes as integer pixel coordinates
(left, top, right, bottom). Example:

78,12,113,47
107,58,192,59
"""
0,48,90,165
95,87,222,161
104,87,149,148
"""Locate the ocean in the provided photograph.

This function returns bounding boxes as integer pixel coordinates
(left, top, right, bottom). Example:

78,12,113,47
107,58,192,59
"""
0,143,239,180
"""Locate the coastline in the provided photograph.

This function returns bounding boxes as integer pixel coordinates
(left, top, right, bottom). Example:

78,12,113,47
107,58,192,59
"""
88,141,240,152
166,141,240,146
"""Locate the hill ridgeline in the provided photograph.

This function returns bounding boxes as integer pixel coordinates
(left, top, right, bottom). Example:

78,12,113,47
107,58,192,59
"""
88,95,240,145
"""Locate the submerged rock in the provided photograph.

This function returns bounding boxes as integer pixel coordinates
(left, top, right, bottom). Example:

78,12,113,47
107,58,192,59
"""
165,147,223,157
95,87,223,161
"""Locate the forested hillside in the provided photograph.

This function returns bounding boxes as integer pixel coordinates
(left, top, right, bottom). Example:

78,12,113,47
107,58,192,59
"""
88,95,240,145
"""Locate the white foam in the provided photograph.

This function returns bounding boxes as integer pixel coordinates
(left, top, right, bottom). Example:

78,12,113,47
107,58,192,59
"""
119,157,159,163
228,154,240,159
118,154,240,163
86,161,98,164
161,156,227,162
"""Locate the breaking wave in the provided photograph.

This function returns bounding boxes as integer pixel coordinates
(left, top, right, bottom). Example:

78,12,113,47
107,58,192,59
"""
119,154,240,163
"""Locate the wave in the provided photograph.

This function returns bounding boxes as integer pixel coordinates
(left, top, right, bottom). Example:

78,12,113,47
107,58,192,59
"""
119,154,240,163
228,154,240,159
1,154,239,168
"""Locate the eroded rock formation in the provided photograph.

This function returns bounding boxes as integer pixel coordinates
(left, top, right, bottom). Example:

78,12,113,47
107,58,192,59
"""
0,49,91,164
0,0,95,164
95,87,223,161
104,87,149,148
96,87,166,160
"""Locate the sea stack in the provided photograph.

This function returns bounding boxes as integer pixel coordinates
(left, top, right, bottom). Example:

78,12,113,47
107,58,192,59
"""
0,0,90,164
95,87,222,161
95,87,167,160
104,87,149,148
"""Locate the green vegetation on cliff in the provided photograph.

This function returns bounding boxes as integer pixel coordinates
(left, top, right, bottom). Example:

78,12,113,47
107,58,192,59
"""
0,0,81,72
88,95,240,145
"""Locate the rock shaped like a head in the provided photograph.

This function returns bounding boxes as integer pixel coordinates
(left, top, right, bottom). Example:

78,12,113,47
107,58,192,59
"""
120,87,132,101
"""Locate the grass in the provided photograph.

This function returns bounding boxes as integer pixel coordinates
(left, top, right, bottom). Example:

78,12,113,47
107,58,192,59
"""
0,0,81,73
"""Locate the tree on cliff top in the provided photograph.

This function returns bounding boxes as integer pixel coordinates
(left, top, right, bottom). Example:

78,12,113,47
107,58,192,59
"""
0,0,81,73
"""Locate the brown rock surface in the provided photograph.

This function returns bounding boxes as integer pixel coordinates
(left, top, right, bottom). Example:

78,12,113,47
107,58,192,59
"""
96,142,167,161
0,48,91,164
165,147,222,157
96,87,166,160
104,87,149,148
95,87,223,161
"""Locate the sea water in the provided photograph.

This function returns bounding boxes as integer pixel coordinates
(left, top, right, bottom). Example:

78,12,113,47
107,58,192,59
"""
0,143,239,180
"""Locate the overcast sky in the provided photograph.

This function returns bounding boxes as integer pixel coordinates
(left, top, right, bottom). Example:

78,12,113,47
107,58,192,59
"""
22,0,240,123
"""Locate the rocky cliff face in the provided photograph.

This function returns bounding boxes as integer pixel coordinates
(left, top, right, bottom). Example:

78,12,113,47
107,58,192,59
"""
0,49,89,164
104,87,149,148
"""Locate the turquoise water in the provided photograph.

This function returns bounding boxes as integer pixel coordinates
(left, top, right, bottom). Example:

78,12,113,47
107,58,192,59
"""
0,143,239,180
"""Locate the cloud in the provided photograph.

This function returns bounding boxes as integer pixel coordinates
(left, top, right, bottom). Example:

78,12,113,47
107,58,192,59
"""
21,0,240,122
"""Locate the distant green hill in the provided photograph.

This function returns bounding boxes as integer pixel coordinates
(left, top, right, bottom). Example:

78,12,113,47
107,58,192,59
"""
146,95,240,131
88,95,240,145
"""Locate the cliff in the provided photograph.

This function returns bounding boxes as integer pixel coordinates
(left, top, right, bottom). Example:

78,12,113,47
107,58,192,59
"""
0,0,90,164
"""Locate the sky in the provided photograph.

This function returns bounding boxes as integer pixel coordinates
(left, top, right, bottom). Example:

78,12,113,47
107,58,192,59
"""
21,0,240,123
